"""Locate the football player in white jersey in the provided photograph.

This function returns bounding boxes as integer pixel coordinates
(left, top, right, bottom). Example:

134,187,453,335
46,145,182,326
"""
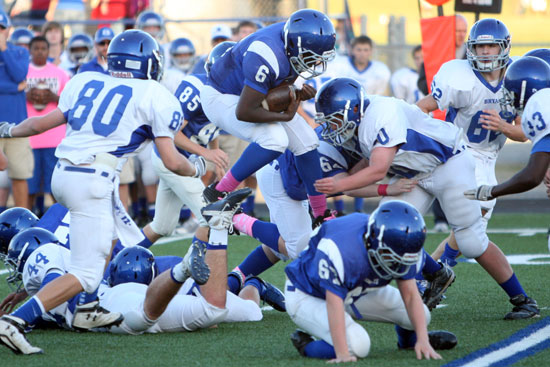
313,78,539,321
416,19,528,268
333,35,391,96
391,45,424,104
0,30,207,355
466,57,550,204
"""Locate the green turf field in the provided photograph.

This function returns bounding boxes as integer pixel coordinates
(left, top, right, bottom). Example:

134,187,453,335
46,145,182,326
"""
1,213,549,366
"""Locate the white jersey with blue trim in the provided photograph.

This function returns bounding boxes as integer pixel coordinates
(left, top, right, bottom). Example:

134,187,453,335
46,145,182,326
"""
390,67,424,104
56,72,183,165
23,243,74,328
333,56,391,95
522,89,550,149
207,22,297,96
23,243,70,297
431,59,514,158
358,96,464,178
285,214,421,304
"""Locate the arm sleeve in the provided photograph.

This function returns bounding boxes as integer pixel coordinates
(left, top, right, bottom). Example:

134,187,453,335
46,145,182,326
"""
1,46,29,83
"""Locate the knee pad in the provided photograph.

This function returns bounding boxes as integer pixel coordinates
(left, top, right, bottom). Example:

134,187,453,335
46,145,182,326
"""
150,217,178,237
454,222,489,258
141,167,159,186
347,323,371,358
71,266,105,293
204,301,229,326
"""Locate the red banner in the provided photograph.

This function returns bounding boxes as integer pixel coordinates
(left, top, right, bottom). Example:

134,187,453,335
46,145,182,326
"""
420,15,455,120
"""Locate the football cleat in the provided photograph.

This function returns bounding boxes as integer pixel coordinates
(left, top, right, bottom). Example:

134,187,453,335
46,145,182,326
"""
72,300,124,331
504,294,540,320
312,209,337,229
422,262,455,310
182,240,210,285
290,329,314,356
202,182,228,205
428,330,458,350
201,188,252,231
248,276,286,312
0,315,43,355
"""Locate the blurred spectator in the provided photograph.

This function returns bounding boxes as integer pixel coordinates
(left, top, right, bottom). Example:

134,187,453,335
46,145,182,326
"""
334,35,391,96
455,14,468,59
59,32,94,76
90,0,128,33
79,26,114,74
390,45,424,104
161,37,196,94
0,10,33,209
11,0,51,28
233,20,257,41
8,27,35,49
46,0,86,34
191,24,232,74
25,35,69,216
41,21,65,65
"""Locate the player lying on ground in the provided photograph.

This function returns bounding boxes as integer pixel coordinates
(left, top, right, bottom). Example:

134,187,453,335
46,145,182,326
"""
284,201,457,362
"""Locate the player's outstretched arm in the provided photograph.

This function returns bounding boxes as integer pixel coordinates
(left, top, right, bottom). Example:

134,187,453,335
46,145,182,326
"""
416,95,439,114
397,279,442,361
315,146,396,195
174,130,229,173
235,85,299,123
488,152,550,199
326,290,357,363
155,137,205,177
0,108,66,138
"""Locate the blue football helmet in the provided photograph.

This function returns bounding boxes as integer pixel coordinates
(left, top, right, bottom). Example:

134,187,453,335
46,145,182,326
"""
9,28,34,47
108,246,157,287
466,18,511,72
0,9,11,29
315,77,368,146
136,10,164,40
283,9,336,79
169,37,196,72
0,208,39,259
108,29,163,81
364,201,426,280
524,48,550,67
4,227,59,291
500,56,550,116
204,41,236,74
67,33,94,65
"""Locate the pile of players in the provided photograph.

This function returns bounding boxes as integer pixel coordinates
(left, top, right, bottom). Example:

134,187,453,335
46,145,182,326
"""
0,7,549,364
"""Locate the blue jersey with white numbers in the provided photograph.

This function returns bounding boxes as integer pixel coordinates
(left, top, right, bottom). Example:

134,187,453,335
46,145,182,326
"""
285,213,420,304
35,203,71,249
207,22,297,95
277,139,360,201
154,73,220,159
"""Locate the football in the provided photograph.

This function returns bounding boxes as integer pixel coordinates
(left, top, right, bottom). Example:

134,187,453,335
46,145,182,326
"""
261,84,297,112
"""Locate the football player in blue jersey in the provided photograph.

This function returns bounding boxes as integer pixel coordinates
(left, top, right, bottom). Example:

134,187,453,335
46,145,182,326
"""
227,136,417,297
201,9,338,224
314,77,539,320
285,201,455,362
